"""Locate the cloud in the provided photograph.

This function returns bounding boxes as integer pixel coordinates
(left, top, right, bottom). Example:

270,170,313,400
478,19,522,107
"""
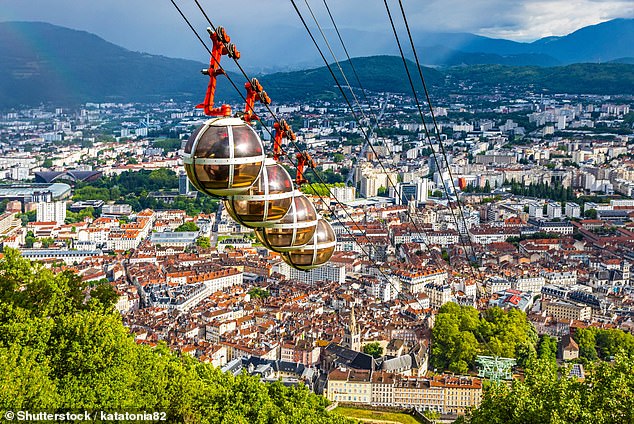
1,0,633,62
479,0,634,40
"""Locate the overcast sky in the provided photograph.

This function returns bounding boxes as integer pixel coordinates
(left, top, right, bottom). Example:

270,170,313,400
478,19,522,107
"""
2,0,633,62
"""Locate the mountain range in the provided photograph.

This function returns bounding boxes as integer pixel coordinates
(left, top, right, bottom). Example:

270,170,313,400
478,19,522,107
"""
241,18,634,71
0,21,633,108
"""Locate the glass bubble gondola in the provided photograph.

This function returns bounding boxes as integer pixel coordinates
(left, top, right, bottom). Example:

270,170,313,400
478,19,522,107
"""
182,117,265,197
224,158,294,228
254,192,318,252
281,218,337,270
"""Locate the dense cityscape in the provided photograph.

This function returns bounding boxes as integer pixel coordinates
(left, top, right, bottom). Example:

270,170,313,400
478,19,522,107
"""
1,84,633,421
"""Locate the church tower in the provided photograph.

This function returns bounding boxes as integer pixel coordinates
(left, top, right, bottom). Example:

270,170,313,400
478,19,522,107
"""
343,307,361,351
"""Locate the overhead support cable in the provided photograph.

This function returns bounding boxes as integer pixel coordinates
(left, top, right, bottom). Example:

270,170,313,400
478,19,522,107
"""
171,0,429,311
307,1,437,259
381,0,479,283
395,0,481,270
290,0,438,256
303,0,367,121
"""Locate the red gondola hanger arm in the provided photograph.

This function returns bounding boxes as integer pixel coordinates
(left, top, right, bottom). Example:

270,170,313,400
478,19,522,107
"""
273,119,296,161
243,78,271,123
296,152,316,186
196,27,239,116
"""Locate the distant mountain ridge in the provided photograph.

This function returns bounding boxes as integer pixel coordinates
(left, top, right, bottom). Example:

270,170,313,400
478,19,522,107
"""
527,19,634,63
422,19,634,63
0,21,231,107
0,21,633,108
260,57,634,100
237,18,634,71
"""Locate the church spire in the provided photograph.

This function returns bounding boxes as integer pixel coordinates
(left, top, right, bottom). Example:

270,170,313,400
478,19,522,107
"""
343,306,361,351
350,306,358,335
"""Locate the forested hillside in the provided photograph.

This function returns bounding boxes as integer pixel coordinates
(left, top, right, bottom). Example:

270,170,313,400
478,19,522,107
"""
0,249,350,423
464,355,634,424
433,304,634,423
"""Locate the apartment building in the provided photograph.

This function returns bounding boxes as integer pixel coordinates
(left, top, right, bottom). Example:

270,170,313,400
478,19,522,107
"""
544,300,592,321
543,270,577,286
396,268,448,294
511,275,546,293
326,369,482,415
326,368,373,404
423,283,453,309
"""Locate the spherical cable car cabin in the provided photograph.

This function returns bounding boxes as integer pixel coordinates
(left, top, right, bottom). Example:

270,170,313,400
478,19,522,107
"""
179,25,336,270
254,192,318,252
224,158,294,228
182,117,265,197
281,218,337,271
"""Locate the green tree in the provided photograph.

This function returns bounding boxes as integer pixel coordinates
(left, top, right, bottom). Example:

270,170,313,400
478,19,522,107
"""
0,345,58,411
175,222,199,232
574,327,598,361
89,283,119,312
300,182,346,198
574,327,634,360
40,237,55,248
468,355,634,424
72,186,112,201
441,250,450,262
25,232,36,248
431,303,481,372
584,208,598,219
516,341,537,368
431,304,537,373
363,342,384,359
154,138,182,153
537,335,558,363
583,353,634,423
196,236,211,249
0,248,352,423
468,359,582,424
18,210,37,226
65,207,96,224
248,287,271,300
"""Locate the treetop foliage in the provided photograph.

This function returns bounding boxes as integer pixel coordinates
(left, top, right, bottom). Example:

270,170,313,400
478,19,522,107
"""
71,169,219,215
175,222,200,232
431,303,537,374
153,138,182,153
467,355,634,424
0,248,350,423
573,326,634,362
248,287,271,300
300,182,346,198
362,342,384,359
508,179,575,203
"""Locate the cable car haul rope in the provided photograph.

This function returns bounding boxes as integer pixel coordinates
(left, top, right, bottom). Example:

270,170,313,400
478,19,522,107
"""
171,0,480,307
170,0,456,312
